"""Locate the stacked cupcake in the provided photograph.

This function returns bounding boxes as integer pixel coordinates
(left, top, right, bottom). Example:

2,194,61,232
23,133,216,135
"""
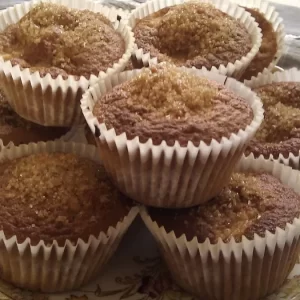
0,0,299,299
244,68,300,170
0,0,139,293
80,1,300,299
126,0,285,80
81,60,300,299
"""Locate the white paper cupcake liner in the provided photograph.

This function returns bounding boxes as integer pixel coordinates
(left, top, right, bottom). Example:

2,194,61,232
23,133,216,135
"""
140,156,300,300
129,47,159,69
0,140,139,292
244,67,300,169
81,66,264,208
0,0,135,127
127,0,262,79
230,0,285,79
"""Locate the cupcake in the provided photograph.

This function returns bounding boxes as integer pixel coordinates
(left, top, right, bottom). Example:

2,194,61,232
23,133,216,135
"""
140,156,300,300
128,0,262,78
0,89,73,146
81,63,263,208
0,140,138,292
0,0,134,126
244,68,300,168
236,0,285,80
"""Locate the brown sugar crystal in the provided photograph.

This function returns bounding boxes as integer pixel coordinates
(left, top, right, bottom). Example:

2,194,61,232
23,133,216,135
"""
0,3,125,78
133,2,252,69
240,8,278,80
0,153,131,245
93,64,253,146
148,172,300,243
245,82,300,158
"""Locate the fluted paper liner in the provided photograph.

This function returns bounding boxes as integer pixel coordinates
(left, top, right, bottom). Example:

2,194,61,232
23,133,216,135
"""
0,140,139,292
231,0,285,79
129,47,159,69
127,0,262,78
0,0,135,127
140,156,300,300
245,68,300,169
81,66,264,208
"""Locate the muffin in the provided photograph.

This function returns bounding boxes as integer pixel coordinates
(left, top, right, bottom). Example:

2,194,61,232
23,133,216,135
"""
129,0,262,77
245,81,300,160
140,156,300,300
0,140,138,292
81,64,263,208
240,7,280,80
0,0,134,126
0,3,125,79
0,90,70,145
93,65,254,147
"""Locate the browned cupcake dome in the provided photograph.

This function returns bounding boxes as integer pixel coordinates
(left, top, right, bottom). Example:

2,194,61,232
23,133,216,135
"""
0,153,131,245
0,90,69,145
133,2,252,69
240,8,277,80
245,82,300,158
93,64,253,146
148,172,300,243
0,3,125,79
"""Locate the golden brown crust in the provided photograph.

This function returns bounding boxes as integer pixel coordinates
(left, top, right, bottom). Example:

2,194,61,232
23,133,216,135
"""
240,8,278,80
0,153,131,245
148,172,300,243
93,65,253,146
245,82,300,158
0,3,125,79
0,90,69,145
133,3,252,69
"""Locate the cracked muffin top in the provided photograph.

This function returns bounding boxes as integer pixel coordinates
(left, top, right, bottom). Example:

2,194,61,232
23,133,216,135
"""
0,152,132,245
93,64,253,147
133,2,252,70
0,3,125,79
245,82,300,158
148,171,300,243
240,7,278,80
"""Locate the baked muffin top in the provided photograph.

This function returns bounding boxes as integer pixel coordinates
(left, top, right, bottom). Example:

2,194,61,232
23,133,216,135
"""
246,82,300,158
148,172,300,243
240,8,277,80
0,90,69,145
93,64,253,146
0,3,125,79
0,153,131,245
133,2,252,69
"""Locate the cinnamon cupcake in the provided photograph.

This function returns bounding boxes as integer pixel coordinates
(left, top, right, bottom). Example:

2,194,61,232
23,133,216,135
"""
0,0,134,126
140,156,300,300
0,141,138,292
245,68,300,168
81,64,263,208
0,89,71,146
236,0,285,80
128,0,262,78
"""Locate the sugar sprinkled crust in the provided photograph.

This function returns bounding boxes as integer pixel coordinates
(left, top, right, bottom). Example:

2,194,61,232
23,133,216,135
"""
0,90,69,145
0,153,131,245
93,64,253,146
0,3,125,79
240,8,277,80
148,172,300,243
246,82,300,158
133,3,252,69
